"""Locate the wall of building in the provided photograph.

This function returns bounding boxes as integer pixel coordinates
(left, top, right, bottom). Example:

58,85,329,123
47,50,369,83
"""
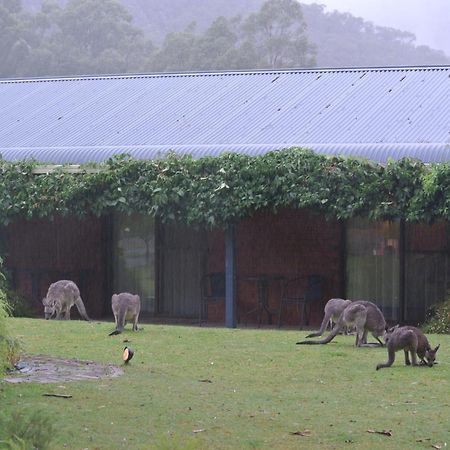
206,208,345,326
2,208,345,327
3,215,108,318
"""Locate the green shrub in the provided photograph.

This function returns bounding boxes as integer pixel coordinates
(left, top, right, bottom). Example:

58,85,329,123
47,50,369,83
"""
0,335,22,370
0,256,20,374
423,299,450,334
5,290,34,318
0,410,55,450
0,290,8,335
0,289,9,375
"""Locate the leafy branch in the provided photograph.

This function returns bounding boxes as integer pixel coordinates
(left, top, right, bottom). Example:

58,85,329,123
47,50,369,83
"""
0,148,443,227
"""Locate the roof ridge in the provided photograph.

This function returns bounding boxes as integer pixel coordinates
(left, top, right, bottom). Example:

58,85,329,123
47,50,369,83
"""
1,65,450,84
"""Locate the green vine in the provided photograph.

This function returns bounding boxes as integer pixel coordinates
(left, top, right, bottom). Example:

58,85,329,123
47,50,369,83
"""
0,147,443,227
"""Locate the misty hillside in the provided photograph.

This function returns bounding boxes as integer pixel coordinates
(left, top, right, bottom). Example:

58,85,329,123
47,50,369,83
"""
22,0,263,39
21,0,449,67
3,0,448,79
120,0,263,40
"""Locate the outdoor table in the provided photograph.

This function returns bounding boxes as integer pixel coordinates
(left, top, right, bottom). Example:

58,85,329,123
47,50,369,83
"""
241,274,286,327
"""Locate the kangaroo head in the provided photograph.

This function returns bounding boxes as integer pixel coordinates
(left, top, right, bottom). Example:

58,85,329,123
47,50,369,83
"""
42,297,56,319
424,344,440,367
382,324,398,344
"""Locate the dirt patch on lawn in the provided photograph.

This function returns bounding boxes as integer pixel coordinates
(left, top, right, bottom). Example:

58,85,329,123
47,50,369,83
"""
3,355,124,383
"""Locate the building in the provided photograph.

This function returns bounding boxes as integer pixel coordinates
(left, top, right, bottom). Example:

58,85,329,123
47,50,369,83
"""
1,66,449,326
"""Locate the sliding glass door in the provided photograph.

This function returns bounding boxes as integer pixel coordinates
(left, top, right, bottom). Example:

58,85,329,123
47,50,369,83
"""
346,218,400,320
112,213,155,313
404,222,450,322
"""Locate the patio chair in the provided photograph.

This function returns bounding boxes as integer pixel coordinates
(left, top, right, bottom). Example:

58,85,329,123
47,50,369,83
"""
199,272,226,325
277,274,324,327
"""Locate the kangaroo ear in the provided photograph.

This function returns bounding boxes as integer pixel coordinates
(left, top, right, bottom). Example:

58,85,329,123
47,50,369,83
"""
434,344,440,352
387,324,399,333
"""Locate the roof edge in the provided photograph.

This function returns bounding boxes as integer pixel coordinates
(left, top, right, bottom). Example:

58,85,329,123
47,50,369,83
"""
1,65,450,84
1,142,450,164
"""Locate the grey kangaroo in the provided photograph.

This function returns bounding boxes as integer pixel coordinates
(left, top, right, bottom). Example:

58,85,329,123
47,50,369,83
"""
109,293,141,336
42,280,90,321
297,300,386,347
376,325,440,370
305,298,352,338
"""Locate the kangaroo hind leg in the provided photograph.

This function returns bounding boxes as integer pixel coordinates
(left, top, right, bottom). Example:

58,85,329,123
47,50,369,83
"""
132,314,139,331
404,349,411,365
354,312,367,347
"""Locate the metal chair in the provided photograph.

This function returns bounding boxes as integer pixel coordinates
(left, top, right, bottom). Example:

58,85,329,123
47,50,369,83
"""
199,272,226,325
278,274,324,327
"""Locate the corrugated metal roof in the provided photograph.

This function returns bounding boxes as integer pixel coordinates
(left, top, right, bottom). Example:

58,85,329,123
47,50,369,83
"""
0,66,449,163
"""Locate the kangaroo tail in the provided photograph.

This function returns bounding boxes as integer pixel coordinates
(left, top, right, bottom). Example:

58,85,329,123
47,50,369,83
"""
305,311,332,338
74,297,90,321
297,311,345,345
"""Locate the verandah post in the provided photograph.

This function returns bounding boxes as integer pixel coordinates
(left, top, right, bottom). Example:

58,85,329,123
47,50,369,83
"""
225,223,237,328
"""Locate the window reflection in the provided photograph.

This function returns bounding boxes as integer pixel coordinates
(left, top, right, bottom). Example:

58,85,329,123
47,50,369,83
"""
346,218,400,320
112,213,155,313
405,222,450,322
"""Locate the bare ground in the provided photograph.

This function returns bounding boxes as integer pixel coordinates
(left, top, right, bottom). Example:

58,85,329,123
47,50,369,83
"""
3,355,123,383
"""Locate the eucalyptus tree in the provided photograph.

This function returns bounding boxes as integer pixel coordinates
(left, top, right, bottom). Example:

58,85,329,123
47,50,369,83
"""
29,0,154,76
153,0,316,72
241,0,316,68
0,0,33,77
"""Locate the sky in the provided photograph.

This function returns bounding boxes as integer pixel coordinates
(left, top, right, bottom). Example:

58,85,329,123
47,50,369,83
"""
301,0,450,57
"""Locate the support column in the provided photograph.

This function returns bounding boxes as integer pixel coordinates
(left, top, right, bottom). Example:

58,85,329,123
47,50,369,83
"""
225,223,237,328
399,219,406,323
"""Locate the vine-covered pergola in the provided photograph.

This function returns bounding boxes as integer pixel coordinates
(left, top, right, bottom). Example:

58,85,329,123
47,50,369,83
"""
1,148,448,226
2,147,450,326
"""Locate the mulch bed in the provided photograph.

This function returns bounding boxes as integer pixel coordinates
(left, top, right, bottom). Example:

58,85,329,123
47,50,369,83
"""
3,355,123,383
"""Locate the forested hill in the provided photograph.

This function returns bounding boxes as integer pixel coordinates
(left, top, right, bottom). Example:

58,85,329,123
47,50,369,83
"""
22,0,450,65
300,4,449,67
4,0,449,79
21,0,262,38
111,0,263,40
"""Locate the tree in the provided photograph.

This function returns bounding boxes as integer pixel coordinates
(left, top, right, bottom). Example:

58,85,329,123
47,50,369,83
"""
153,0,316,72
29,0,154,76
193,16,241,70
241,0,316,68
152,22,197,72
0,0,33,77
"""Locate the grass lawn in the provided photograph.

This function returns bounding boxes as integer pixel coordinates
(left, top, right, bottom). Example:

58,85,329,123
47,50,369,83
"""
1,318,449,449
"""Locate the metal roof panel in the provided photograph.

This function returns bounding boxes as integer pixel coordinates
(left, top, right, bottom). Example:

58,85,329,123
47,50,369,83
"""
0,66,449,163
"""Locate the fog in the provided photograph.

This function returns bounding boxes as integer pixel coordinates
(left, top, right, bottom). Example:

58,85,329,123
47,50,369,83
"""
301,0,450,57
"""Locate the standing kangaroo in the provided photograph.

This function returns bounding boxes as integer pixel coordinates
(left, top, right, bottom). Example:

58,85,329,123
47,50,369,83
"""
305,298,352,338
376,325,440,370
297,300,386,347
42,280,90,321
109,293,141,336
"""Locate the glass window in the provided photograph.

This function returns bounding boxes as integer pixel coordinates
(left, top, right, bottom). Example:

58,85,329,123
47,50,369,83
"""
112,213,155,313
405,222,450,322
346,218,400,320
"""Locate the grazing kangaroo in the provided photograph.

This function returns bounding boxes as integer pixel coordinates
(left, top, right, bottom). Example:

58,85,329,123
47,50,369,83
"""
306,298,352,338
297,300,386,347
109,293,141,336
42,280,90,321
376,325,440,370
